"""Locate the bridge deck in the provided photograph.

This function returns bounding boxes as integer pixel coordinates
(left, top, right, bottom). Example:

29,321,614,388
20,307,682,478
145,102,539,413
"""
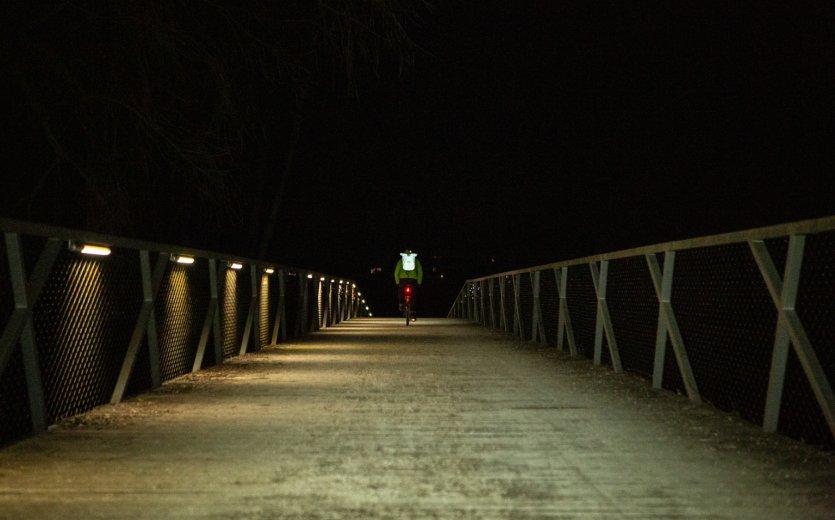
1,318,833,519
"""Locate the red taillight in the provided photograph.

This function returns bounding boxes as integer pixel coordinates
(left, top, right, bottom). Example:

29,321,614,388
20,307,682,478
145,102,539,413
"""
404,286,412,294
405,295,411,302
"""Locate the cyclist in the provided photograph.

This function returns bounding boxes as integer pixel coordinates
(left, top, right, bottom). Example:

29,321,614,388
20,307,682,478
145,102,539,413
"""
393,249,423,316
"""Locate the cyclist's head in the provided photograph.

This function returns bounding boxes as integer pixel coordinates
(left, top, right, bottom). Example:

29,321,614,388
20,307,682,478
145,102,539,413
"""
402,248,413,255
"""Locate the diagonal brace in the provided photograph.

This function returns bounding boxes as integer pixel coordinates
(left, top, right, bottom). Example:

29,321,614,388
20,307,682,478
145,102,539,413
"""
646,252,701,403
590,261,623,372
750,236,835,438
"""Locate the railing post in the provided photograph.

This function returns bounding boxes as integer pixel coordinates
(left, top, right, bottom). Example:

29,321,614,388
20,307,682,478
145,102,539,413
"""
554,267,578,356
239,263,260,355
512,274,522,339
295,275,307,336
467,283,474,321
750,236,834,436
193,258,220,370
479,280,486,325
530,271,546,344
646,252,700,402
278,269,288,341
327,281,334,326
499,277,508,332
112,250,166,403
488,278,496,328
3,233,49,433
590,261,623,372
308,277,318,333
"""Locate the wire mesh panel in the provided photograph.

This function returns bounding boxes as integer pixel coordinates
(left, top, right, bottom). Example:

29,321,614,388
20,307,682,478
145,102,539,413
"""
259,274,271,347
566,265,597,359
1,219,359,447
316,281,324,329
671,244,775,420
32,248,143,423
220,268,250,359
157,261,210,382
606,257,658,377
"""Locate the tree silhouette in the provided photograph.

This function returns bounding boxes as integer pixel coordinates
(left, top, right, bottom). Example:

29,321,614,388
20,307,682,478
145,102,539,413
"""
0,1,429,257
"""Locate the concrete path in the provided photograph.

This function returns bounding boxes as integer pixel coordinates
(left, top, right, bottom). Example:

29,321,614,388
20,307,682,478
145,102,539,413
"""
1,318,833,519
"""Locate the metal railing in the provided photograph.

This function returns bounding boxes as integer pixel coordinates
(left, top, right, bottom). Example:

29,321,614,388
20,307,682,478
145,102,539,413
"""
0,218,365,446
449,216,835,448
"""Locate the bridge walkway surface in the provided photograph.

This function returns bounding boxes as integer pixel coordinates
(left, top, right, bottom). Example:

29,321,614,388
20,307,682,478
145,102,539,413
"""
0,318,833,519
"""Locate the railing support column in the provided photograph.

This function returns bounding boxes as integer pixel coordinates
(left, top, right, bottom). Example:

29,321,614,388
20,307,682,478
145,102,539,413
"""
488,278,496,328
112,250,166,403
499,277,508,332
646,252,700,402
2,233,56,433
554,267,578,356
750,236,835,437
193,258,220,371
512,274,522,339
590,261,622,372
239,264,260,355
530,271,546,344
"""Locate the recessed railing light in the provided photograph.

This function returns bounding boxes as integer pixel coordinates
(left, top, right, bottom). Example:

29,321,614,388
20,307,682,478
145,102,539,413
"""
174,255,194,264
229,262,243,270
265,267,275,274
307,273,313,279
70,242,111,256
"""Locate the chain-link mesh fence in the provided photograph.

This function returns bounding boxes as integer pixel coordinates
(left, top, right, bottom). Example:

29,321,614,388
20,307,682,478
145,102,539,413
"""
0,220,357,447
450,218,835,449
33,247,143,422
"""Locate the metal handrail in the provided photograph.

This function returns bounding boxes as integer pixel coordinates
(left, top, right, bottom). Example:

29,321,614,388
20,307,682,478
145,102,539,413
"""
464,215,835,282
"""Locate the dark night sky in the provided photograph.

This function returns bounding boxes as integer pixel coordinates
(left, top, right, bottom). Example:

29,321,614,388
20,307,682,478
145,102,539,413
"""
3,2,835,314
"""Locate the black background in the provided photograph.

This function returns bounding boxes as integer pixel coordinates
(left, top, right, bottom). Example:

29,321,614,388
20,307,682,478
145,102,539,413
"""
2,1,834,316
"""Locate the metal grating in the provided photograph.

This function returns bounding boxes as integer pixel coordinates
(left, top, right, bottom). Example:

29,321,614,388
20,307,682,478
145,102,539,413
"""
220,268,250,359
259,274,271,347
157,261,210,382
316,280,324,329
32,248,142,422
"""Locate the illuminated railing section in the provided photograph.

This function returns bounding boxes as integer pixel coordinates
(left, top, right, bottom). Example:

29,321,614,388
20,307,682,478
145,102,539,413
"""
449,216,835,449
0,218,364,445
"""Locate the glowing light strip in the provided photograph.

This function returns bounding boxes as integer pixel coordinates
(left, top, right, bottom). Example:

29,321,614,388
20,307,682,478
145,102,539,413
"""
80,244,111,256
175,256,195,264
230,262,243,270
